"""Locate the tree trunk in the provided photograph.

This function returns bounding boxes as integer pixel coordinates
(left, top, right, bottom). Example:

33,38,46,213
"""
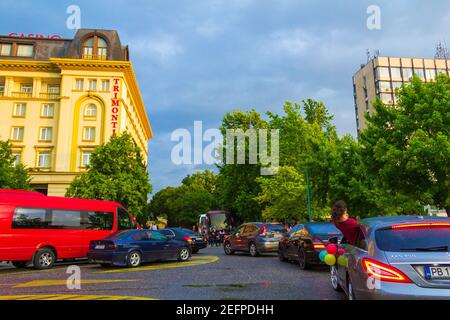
445,205,450,218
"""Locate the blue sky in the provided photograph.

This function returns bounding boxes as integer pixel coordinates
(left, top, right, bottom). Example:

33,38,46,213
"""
2,0,450,193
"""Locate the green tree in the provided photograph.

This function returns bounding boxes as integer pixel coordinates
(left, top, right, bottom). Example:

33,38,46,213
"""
255,166,307,222
66,133,152,224
0,140,31,190
360,74,450,216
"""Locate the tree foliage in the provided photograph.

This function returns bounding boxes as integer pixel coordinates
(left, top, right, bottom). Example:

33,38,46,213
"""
66,133,152,224
0,140,31,190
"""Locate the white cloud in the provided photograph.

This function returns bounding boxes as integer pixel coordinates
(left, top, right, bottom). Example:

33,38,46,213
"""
263,29,318,56
196,19,224,38
130,34,184,62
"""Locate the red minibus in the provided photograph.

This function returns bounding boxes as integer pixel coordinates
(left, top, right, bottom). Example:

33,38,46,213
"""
0,190,139,269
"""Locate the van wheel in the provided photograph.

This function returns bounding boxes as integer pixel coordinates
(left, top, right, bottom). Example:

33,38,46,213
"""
33,248,56,270
12,261,28,268
127,251,142,268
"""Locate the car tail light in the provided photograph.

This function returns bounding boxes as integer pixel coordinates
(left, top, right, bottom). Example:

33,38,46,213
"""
312,238,326,250
106,243,117,250
362,258,412,283
259,224,267,236
183,236,193,244
392,222,450,230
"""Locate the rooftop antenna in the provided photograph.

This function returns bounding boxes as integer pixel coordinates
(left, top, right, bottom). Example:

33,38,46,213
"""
374,49,380,57
366,49,371,62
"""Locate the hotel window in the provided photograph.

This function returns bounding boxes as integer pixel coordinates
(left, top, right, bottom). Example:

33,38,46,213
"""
390,67,402,80
82,35,108,60
12,151,21,167
88,79,97,91
13,103,26,117
41,103,54,118
47,85,60,97
402,67,413,80
11,127,24,141
83,127,96,141
75,79,84,91
17,44,34,57
0,43,12,56
20,84,33,93
39,127,53,142
376,67,390,79
425,69,436,81
0,83,4,95
37,151,51,168
84,104,97,118
81,151,92,167
101,80,110,91
414,68,425,80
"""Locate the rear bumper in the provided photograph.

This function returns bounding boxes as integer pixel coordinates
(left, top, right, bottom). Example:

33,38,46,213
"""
356,282,450,300
256,241,280,253
87,250,127,267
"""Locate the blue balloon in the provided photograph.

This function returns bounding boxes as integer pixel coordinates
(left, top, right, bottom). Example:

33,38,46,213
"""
319,250,327,262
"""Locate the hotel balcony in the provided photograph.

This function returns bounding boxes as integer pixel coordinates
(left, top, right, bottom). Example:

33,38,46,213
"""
39,93,60,100
11,91,32,98
81,54,107,61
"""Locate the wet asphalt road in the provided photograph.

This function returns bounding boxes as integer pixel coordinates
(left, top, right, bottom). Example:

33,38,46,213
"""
0,246,345,300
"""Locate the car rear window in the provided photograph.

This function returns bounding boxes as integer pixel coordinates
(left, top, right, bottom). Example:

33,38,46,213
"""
376,227,450,252
307,224,342,235
265,224,287,235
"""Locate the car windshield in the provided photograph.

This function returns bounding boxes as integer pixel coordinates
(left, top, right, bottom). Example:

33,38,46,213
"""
307,224,342,235
376,227,450,252
209,213,228,229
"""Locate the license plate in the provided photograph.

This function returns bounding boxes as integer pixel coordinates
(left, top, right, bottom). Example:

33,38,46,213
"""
425,265,450,280
95,245,105,250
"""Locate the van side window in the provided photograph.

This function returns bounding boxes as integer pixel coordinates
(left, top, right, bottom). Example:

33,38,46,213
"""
117,207,135,230
81,211,114,230
51,210,82,228
12,208,49,229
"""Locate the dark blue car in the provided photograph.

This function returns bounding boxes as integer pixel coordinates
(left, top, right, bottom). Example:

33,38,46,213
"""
87,230,191,267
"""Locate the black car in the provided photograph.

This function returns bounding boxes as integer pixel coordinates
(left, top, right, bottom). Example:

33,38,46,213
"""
160,228,207,254
87,230,191,268
278,223,342,270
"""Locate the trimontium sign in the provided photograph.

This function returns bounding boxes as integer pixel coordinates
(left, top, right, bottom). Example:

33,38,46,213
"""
111,79,120,134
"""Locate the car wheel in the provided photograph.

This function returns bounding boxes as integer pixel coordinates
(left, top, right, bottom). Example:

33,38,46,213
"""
192,248,199,254
249,242,259,257
178,247,191,262
33,248,56,270
12,261,28,268
278,249,287,262
347,275,356,300
330,266,343,292
298,248,309,270
127,251,142,268
224,242,234,255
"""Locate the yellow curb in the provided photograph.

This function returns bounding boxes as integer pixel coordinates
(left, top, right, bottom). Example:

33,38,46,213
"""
13,279,137,288
0,294,155,300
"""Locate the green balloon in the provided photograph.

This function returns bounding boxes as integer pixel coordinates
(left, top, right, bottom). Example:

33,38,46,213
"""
338,255,348,267
324,254,336,266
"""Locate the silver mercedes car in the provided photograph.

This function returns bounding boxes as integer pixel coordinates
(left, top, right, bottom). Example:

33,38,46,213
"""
330,216,450,300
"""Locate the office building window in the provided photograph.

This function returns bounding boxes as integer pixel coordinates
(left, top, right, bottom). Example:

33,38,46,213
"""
83,127,96,141
17,44,34,57
380,93,393,103
37,151,51,168
41,103,54,118
75,79,84,91
0,43,12,56
378,81,391,91
39,127,53,142
376,67,390,79
11,127,24,141
392,82,403,90
88,79,97,91
436,69,447,76
81,151,92,167
12,151,21,167
101,80,110,91
402,67,413,80
13,103,26,117
390,67,402,80
414,68,425,80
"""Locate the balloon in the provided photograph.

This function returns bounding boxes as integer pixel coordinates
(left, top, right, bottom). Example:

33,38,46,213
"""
326,244,338,255
338,255,348,267
319,250,327,262
324,254,337,266
338,248,346,255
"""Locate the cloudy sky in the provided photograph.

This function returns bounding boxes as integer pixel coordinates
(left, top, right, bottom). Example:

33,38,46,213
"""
1,0,450,193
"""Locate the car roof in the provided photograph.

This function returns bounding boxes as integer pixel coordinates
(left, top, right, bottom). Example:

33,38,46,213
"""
361,215,450,230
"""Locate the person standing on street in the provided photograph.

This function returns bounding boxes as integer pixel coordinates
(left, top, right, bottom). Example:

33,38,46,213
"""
331,200,360,245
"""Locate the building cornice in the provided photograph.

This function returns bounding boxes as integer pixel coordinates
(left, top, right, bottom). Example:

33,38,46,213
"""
0,59,59,72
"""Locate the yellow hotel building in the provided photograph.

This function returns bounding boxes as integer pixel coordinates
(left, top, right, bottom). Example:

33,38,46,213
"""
0,29,152,196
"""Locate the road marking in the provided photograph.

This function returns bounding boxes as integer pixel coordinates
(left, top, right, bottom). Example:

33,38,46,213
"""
0,294,155,301
97,255,219,274
13,279,136,288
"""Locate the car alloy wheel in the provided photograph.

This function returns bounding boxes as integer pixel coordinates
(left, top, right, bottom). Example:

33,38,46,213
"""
348,277,355,300
330,266,342,292
249,243,258,257
298,248,308,270
128,251,141,267
224,242,234,255
179,247,190,261
33,248,56,270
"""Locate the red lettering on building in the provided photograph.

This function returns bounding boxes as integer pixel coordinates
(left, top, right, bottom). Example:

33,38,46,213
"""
8,32,62,39
111,79,120,134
